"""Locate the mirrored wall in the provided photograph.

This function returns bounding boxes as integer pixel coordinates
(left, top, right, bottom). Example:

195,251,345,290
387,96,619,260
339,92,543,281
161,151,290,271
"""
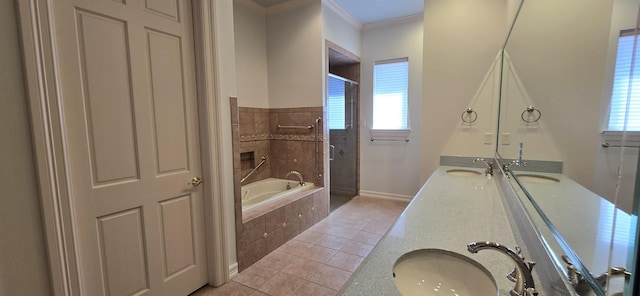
497,0,640,295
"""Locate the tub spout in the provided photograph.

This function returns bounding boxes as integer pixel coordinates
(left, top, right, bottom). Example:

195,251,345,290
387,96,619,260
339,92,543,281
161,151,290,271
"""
468,241,538,296
285,170,305,186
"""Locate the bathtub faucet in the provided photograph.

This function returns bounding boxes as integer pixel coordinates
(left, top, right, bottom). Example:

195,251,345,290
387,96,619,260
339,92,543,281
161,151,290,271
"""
285,170,305,187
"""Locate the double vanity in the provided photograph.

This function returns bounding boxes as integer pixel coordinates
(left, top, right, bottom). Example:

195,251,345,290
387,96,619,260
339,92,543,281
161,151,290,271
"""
339,163,633,295
340,165,531,295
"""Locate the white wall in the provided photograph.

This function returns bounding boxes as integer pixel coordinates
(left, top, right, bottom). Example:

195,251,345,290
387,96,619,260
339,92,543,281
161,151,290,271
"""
0,1,52,294
420,0,509,183
234,1,269,108
267,2,324,108
322,3,361,57
360,17,424,198
502,0,614,190
212,0,239,276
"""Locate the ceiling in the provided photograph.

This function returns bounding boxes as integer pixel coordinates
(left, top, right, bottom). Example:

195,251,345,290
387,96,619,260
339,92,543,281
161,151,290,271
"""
252,0,424,24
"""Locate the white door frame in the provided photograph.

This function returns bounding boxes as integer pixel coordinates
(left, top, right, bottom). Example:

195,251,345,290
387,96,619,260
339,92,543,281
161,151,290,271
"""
16,1,229,295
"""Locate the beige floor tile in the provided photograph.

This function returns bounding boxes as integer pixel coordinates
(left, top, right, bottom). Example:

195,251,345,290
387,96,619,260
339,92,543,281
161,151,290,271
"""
254,250,297,271
315,234,349,250
278,240,313,257
340,240,375,257
326,251,365,272
292,281,338,296
309,265,353,291
232,264,278,290
258,272,306,296
308,221,333,234
190,282,255,296
351,230,383,245
188,196,409,296
298,245,338,263
325,225,360,240
280,255,323,280
292,229,325,244
361,220,392,235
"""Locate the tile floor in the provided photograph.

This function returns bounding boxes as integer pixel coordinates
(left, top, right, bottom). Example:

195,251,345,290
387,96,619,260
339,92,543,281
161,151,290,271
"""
329,194,352,212
191,196,408,296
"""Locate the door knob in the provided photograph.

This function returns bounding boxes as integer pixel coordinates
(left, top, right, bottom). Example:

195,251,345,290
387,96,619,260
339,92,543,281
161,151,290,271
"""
188,177,202,186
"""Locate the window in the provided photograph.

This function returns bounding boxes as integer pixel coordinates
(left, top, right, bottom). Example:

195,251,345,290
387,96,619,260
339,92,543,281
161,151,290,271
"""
608,30,640,131
372,58,409,130
327,75,346,129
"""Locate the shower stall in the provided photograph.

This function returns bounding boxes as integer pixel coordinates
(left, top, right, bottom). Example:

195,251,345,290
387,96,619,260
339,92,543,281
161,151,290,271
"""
328,74,359,209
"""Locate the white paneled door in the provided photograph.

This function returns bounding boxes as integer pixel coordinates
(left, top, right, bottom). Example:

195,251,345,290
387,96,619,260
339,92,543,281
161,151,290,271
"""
51,0,207,295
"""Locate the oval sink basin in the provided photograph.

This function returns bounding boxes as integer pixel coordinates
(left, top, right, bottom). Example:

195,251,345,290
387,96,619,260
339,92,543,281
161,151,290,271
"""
516,174,560,183
446,169,482,177
392,249,497,296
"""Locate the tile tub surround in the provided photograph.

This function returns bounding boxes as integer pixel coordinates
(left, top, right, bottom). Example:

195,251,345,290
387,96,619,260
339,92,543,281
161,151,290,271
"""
238,187,329,271
238,106,324,187
339,166,527,296
232,102,328,272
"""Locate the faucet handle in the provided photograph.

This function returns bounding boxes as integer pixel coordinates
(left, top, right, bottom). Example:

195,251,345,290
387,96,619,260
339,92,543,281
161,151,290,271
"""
525,287,539,296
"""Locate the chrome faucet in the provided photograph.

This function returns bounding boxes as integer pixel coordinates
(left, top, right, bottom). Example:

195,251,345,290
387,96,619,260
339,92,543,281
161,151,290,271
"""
504,143,527,171
468,242,538,296
285,170,305,187
562,255,631,295
473,158,494,176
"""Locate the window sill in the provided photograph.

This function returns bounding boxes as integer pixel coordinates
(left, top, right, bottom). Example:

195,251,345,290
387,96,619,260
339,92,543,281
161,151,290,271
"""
601,131,640,148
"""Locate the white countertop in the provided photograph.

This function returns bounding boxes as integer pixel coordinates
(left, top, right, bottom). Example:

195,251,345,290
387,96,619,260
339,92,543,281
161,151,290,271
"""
339,166,525,295
507,170,633,292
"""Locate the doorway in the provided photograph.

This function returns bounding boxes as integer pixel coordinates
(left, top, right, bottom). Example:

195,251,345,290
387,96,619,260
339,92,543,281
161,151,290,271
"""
327,44,360,212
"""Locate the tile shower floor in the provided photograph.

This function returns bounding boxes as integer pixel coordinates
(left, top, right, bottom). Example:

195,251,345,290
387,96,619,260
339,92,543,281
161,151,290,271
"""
191,196,408,296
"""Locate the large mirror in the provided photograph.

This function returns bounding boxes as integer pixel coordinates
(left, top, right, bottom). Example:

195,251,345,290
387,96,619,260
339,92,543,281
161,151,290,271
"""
497,0,640,294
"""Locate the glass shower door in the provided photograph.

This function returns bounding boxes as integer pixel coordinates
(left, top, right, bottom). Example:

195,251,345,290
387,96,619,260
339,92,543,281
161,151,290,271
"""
328,75,358,211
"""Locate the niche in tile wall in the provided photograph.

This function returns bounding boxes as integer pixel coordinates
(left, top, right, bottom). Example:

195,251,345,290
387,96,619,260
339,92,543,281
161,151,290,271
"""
240,151,255,173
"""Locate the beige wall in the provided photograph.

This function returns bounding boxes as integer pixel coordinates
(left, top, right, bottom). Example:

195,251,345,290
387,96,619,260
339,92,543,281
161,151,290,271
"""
420,0,509,183
267,2,323,108
234,1,323,109
322,2,361,57
0,1,52,294
360,17,424,198
234,1,270,108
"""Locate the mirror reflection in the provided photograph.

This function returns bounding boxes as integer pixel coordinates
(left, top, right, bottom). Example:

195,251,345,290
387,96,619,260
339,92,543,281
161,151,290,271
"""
498,0,639,294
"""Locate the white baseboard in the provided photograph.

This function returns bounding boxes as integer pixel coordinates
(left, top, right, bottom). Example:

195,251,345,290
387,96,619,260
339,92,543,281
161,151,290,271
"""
228,262,238,279
358,190,413,202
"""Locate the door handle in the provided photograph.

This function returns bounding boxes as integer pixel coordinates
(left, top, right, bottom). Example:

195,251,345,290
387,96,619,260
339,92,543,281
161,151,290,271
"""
188,177,203,186
329,145,335,161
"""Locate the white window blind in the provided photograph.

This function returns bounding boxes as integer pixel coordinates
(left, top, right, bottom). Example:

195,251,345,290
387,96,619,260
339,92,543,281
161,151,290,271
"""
328,75,346,129
608,30,640,131
373,58,409,130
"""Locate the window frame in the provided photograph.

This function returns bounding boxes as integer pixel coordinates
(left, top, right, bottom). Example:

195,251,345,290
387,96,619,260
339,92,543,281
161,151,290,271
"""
371,57,411,136
606,29,640,133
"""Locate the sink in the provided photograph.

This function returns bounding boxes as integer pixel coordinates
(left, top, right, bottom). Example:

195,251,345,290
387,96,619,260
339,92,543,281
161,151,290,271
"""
392,249,497,296
516,174,560,183
446,169,482,177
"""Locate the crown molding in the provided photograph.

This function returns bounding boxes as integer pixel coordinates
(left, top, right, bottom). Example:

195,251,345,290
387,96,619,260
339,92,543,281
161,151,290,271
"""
321,0,362,30
363,13,423,31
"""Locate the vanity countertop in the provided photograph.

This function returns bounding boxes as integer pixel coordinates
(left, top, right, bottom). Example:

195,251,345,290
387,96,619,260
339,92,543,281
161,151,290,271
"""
339,166,525,295
508,170,632,285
